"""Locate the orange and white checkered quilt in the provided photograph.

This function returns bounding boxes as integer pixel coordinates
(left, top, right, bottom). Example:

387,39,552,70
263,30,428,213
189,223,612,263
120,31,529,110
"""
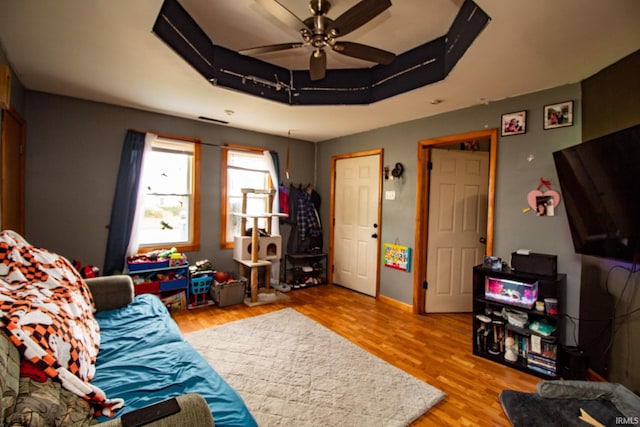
0,230,123,417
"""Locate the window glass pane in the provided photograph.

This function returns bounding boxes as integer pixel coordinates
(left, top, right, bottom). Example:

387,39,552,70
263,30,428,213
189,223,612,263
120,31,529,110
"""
227,150,269,170
142,150,191,195
224,149,272,243
228,168,269,194
226,196,242,239
138,138,195,248
140,194,190,245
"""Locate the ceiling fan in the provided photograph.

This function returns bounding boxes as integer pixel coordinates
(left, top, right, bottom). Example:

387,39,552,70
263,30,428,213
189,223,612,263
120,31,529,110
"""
240,0,396,81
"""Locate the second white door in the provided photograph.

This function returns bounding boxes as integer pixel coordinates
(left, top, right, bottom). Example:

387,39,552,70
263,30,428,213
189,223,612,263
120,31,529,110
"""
425,148,489,312
333,154,381,297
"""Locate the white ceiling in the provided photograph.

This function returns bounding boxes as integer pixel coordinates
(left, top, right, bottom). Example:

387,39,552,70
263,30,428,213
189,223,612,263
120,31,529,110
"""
0,0,639,142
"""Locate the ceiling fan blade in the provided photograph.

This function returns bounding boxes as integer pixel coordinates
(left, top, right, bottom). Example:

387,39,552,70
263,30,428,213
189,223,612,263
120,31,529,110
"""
332,41,395,64
309,49,327,81
326,0,392,38
240,42,305,56
255,0,310,33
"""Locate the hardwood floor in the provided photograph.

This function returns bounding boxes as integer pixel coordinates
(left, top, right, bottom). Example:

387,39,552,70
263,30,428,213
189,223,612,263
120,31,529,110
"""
172,284,541,426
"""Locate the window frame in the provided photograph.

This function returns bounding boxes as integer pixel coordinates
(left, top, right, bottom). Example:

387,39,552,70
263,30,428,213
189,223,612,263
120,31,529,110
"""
137,134,201,253
220,144,273,249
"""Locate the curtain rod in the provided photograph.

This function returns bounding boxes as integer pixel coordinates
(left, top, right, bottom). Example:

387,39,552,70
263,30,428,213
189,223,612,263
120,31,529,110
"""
127,129,281,151
127,128,228,148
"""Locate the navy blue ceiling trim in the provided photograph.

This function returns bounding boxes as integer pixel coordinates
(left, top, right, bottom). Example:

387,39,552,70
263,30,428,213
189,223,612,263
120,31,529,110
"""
370,37,446,103
445,0,491,74
152,0,490,106
212,45,292,104
153,0,216,80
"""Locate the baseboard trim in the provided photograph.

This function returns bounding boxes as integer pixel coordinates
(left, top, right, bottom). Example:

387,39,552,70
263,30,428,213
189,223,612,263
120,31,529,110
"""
377,295,413,312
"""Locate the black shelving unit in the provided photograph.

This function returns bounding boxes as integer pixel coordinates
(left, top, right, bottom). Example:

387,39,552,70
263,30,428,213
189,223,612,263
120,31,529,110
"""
284,253,328,289
472,265,565,379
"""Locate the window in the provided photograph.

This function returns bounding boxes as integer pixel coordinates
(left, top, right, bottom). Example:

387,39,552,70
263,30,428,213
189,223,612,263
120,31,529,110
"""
221,146,273,248
138,136,200,252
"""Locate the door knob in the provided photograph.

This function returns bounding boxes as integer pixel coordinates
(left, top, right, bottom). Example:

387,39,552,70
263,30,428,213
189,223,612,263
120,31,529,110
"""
479,237,487,244
371,233,378,238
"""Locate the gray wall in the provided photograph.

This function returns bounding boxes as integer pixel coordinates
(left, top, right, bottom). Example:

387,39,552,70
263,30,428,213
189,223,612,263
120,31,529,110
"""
22,91,316,275
577,50,640,390
317,84,583,333
582,50,640,141
20,84,585,344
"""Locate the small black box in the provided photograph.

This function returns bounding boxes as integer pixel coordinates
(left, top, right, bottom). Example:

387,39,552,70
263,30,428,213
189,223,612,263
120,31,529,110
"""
559,346,589,380
511,252,557,277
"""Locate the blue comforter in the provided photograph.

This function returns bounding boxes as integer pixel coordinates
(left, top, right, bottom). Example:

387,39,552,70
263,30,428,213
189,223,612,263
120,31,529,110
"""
91,294,257,426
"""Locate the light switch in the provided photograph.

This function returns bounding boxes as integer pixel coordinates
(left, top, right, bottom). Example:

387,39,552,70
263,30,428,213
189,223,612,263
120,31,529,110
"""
385,191,396,200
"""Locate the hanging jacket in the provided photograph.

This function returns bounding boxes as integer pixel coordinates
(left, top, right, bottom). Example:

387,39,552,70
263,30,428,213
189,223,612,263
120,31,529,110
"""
296,189,322,240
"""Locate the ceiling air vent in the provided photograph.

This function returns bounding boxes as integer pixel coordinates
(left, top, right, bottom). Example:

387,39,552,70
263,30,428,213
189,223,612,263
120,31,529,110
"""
198,116,229,125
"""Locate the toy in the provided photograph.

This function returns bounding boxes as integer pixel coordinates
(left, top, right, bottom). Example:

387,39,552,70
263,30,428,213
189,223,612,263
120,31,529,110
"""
214,271,229,283
504,337,518,362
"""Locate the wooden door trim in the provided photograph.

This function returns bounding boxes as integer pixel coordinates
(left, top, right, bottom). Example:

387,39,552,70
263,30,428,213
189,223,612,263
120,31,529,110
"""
413,129,497,314
1,107,26,234
329,148,383,296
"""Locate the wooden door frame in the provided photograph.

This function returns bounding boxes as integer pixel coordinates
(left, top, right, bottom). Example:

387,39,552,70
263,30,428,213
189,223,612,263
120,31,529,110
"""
329,148,384,295
413,129,498,314
1,107,26,234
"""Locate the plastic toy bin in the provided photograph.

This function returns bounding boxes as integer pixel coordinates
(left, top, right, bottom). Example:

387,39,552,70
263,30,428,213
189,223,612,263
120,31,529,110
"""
127,260,170,272
134,281,160,296
190,271,213,306
190,275,213,295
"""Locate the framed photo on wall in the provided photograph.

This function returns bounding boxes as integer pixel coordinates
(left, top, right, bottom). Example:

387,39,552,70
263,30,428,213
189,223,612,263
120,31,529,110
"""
501,110,527,136
544,100,574,129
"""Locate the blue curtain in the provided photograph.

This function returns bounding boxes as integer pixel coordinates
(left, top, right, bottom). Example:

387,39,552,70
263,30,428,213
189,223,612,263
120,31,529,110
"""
270,151,280,186
103,130,146,275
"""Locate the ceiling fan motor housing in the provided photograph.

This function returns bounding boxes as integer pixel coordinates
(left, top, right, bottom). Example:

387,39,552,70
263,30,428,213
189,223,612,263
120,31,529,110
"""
303,15,333,47
309,0,331,15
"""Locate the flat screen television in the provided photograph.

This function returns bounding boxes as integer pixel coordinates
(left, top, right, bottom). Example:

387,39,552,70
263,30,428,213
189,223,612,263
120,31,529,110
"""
553,123,640,263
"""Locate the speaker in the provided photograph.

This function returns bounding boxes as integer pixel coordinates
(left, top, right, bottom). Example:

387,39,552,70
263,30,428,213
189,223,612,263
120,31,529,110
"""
559,346,589,380
511,252,557,277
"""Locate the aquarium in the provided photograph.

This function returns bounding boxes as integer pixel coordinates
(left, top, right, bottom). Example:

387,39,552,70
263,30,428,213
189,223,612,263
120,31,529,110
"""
484,276,538,309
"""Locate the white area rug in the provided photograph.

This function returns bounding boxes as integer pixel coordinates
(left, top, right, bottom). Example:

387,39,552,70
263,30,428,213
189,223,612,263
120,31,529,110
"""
185,308,446,426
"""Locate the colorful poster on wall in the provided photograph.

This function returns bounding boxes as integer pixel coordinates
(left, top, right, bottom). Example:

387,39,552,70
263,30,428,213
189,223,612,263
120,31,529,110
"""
383,243,412,272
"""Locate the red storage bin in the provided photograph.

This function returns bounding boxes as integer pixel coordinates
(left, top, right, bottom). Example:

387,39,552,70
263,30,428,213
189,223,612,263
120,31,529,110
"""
134,281,160,295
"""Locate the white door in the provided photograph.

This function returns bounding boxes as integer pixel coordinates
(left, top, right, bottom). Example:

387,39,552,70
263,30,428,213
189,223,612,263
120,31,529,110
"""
333,154,381,296
426,149,489,312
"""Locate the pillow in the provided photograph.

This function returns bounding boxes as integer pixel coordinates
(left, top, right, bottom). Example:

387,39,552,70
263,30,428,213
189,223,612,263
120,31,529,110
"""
6,376,93,427
0,230,123,417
